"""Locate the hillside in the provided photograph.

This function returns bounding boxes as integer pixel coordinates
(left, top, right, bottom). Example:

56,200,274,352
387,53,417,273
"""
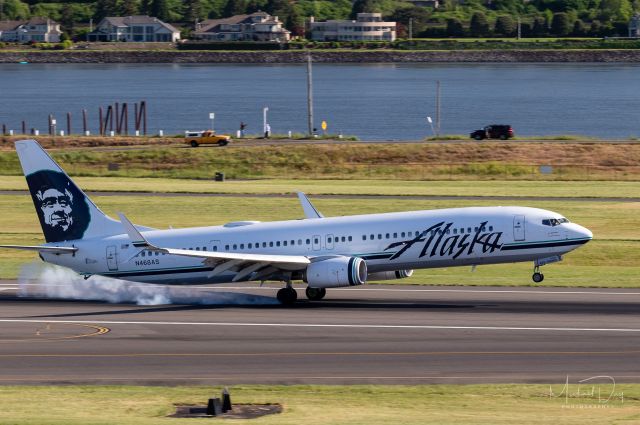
0,0,636,40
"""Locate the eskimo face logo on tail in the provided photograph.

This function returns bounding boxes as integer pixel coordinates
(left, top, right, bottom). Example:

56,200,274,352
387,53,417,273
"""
26,170,90,242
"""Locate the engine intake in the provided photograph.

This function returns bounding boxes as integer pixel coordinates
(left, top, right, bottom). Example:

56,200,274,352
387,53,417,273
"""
305,256,367,288
367,270,414,281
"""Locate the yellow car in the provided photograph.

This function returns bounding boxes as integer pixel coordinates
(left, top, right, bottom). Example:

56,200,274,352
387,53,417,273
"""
185,130,231,147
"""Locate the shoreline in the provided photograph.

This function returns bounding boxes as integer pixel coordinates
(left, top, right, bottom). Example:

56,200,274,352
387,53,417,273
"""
4,49,640,63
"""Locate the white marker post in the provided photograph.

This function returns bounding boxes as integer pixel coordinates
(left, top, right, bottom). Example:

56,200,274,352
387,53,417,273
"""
209,112,215,132
426,116,435,138
263,107,269,137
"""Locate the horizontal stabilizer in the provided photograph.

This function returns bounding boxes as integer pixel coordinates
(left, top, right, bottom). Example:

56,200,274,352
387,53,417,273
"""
0,245,78,254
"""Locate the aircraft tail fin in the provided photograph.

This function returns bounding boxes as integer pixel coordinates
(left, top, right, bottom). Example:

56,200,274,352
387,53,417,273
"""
15,140,124,243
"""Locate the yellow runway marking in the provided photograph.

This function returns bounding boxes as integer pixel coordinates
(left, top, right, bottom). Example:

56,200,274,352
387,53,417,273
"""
0,324,110,343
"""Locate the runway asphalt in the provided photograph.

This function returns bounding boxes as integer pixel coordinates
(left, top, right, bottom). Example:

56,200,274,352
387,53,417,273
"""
1,280,640,385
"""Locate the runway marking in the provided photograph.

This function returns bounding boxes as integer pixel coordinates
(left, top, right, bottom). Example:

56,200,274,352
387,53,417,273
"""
0,350,638,358
0,323,110,343
0,318,640,333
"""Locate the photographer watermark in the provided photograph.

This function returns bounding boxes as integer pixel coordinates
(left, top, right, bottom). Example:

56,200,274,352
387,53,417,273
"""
549,375,624,408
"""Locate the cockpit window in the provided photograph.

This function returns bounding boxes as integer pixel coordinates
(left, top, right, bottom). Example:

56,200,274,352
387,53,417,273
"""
542,217,570,227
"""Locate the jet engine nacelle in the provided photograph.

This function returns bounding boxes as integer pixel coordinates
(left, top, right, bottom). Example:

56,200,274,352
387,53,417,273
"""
305,256,367,288
367,270,414,281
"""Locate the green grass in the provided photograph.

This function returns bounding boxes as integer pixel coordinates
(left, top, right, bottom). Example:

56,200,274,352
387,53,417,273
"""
1,142,639,180
0,384,638,425
1,176,640,199
1,192,638,286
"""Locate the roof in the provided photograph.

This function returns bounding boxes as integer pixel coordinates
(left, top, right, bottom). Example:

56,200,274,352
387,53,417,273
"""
196,12,279,34
26,17,57,26
0,21,23,32
99,15,179,33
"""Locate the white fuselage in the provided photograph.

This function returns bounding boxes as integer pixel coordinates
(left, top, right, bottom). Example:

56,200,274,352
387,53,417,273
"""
42,205,592,285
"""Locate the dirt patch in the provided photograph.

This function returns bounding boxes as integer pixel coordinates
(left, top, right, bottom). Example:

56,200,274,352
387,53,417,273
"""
170,403,282,419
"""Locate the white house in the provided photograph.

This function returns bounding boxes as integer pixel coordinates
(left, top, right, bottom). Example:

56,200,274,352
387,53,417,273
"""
87,15,180,42
194,12,291,42
0,18,61,42
309,13,396,42
629,14,640,37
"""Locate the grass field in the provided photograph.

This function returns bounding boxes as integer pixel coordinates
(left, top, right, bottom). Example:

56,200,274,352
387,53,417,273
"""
0,384,637,425
1,142,639,180
1,176,640,199
1,187,638,287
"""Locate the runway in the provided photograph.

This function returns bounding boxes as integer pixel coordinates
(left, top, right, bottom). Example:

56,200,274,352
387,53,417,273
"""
1,280,640,385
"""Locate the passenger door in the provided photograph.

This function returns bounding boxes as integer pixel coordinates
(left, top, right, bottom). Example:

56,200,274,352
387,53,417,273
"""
513,215,526,241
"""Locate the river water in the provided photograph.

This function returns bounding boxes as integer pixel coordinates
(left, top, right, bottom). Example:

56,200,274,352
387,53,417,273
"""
1,63,639,140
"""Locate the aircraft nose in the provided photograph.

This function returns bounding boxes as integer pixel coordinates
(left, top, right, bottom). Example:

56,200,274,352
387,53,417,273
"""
572,224,593,241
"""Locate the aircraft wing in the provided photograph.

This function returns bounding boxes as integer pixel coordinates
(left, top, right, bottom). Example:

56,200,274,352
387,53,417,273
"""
118,213,310,281
0,245,78,254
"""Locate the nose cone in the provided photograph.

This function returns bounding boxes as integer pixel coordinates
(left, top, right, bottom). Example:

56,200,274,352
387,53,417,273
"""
567,223,593,241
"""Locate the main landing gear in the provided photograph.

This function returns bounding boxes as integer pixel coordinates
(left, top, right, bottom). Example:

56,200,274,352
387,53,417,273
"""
305,287,326,301
532,265,544,283
276,284,297,306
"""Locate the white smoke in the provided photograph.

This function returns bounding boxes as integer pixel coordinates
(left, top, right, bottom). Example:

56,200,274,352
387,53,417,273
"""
18,262,278,306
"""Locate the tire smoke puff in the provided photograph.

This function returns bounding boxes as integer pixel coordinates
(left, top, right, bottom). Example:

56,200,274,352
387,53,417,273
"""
18,262,277,306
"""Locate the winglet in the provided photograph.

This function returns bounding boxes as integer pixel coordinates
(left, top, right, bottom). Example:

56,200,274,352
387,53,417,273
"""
296,192,324,219
118,213,157,249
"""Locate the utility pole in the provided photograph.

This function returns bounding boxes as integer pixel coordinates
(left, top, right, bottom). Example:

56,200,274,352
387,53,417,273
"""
409,18,413,40
517,16,521,40
435,80,441,137
306,53,314,136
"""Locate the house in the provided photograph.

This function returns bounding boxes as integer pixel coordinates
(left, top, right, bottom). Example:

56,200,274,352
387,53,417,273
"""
0,18,62,42
629,14,640,37
309,13,397,42
193,12,291,42
87,15,180,42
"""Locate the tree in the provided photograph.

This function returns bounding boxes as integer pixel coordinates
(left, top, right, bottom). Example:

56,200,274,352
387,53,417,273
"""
494,15,516,36
222,0,245,17
600,0,633,22
446,18,465,37
151,0,169,20
350,0,376,20
531,16,548,36
469,12,490,37
390,6,431,37
572,19,586,36
0,0,29,20
60,3,75,32
286,6,304,37
550,12,571,35
120,0,140,16
94,0,118,21
183,0,203,21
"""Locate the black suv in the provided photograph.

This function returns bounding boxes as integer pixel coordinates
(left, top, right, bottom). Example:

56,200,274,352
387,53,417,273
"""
470,124,514,140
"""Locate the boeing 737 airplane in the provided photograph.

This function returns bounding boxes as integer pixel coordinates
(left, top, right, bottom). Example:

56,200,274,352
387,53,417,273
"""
1,140,593,305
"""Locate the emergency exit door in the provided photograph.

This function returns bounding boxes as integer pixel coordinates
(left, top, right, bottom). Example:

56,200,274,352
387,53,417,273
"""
106,245,118,271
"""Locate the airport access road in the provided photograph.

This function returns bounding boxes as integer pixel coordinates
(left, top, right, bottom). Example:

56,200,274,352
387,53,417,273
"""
0,281,639,385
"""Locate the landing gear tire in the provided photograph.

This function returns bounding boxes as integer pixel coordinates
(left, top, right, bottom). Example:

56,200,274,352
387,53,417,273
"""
532,272,544,283
277,287,297,306
305,287,326,301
